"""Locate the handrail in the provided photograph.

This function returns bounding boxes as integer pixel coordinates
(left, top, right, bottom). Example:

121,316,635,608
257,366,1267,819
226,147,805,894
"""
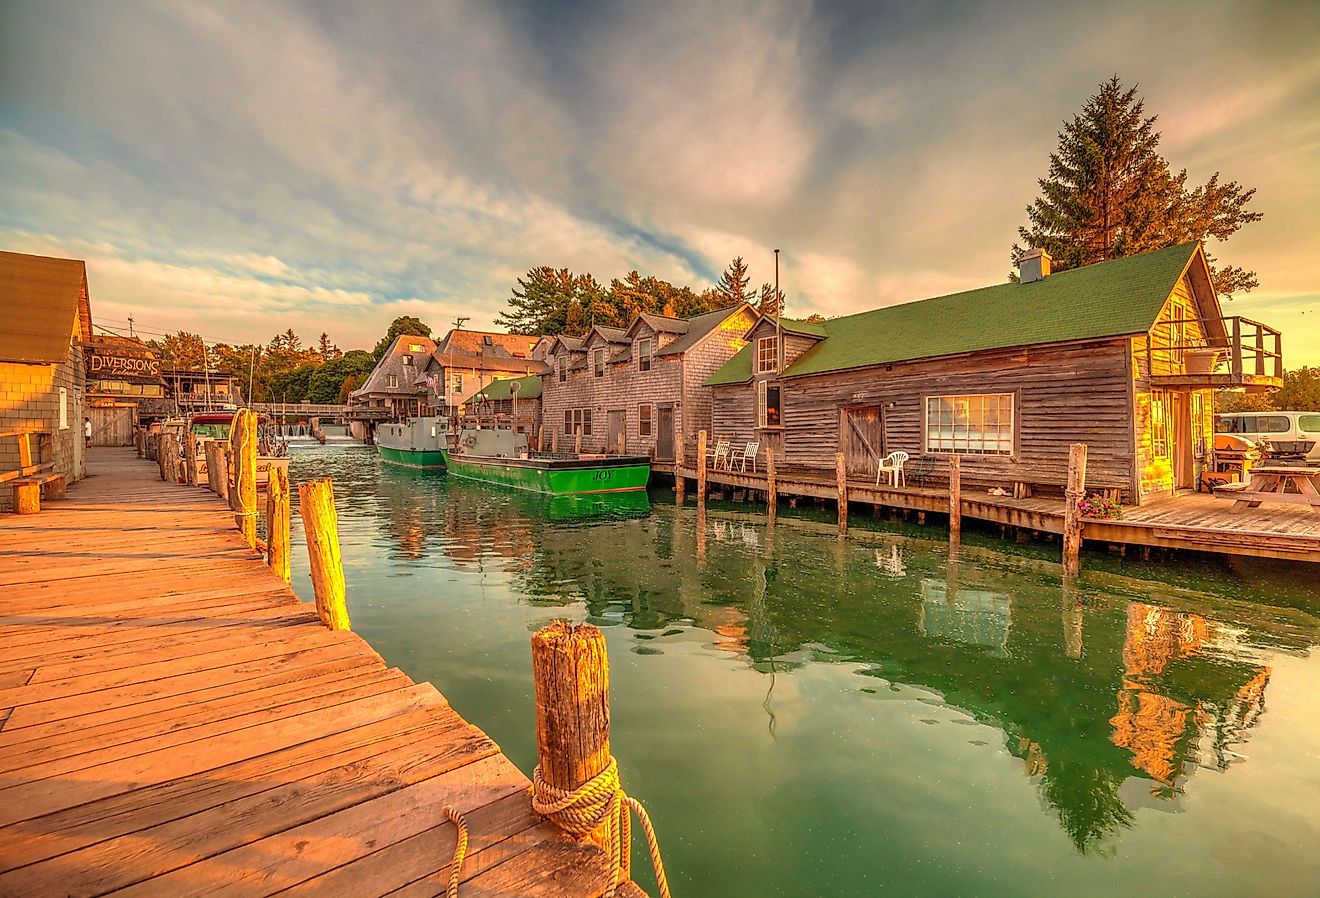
1144,315,1282,380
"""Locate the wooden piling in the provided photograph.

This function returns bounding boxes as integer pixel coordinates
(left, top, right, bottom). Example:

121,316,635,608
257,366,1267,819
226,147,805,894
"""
13,481,40,515
299,477,350,630
948,455,961,544
266,463,291,583
766,449,777,525
674,472,685,504
183,429,198,486
537,424,545,452
575,428,583,455
233,410,258,548
552,429,560,453
617,431,625,457
696,430,708,502
1062,442,1088,577
836,452,848,534
530,621,621,871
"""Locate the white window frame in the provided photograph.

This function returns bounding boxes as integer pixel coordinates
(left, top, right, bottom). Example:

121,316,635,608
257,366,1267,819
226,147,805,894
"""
757,380,782,428
756,336,779,374
386,374,398,389
1150,390,1169,459
924,393,1014,456
556,356,566,383
593,348,606,377
450,372,463,394
637,338,653,373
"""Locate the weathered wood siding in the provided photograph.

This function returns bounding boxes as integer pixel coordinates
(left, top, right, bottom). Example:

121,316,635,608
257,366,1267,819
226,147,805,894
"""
679,307,757,459
711,338,1138,497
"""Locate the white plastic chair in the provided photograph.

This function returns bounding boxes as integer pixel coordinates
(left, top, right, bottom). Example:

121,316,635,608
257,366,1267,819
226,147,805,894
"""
875,451,909,488
711,439,731,470
733,441,760,473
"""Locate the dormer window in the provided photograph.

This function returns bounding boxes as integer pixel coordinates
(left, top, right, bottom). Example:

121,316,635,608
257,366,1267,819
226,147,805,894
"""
593,348,606,377
408,343,424,352
637,338,652,373
556,356,566,383
402,354,413,366
756,336,779,374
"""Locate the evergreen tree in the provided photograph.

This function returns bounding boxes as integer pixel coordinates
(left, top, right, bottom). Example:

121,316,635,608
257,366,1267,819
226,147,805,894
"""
757,282,785,318
1015,76,1261,298
372,316,432,361
716,256,752,304
317,332,340,360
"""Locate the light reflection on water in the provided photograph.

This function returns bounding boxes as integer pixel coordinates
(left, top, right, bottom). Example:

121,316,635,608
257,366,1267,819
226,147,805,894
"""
288,446,1320,897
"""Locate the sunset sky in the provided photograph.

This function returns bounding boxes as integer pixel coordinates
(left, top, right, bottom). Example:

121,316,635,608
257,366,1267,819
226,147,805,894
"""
2,0,1317,363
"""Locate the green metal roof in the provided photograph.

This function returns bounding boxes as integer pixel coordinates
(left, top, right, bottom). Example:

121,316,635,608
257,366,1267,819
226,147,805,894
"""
705,243,1199,385
476,374,543,400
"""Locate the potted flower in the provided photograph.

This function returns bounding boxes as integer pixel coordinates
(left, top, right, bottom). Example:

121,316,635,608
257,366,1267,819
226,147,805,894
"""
1077,492,1123,520
1183,338,1223,375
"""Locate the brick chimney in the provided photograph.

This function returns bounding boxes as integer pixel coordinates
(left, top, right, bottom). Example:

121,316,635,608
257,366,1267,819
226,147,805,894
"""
1018,248,1051,284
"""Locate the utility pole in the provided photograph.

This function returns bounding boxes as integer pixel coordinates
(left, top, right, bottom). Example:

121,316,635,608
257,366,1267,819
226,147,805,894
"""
774,248,782,372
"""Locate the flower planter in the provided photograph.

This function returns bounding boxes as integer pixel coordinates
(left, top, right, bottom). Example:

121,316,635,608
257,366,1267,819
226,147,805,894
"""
1183,348,1223,375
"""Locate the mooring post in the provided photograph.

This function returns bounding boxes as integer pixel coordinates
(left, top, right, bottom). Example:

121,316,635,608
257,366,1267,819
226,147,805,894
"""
182,429,197,486
617,431,625,457
836,451,848,534
205,442,221,494
530,621,621,870
156,432,169,481
234,410,258,548
766,449,777,525
266,463,291,583
551,428,559,453
696,429,708,502
575,427,583,455
1062,442,1088,576
537,424,545,452
299,477,350,630
948,455,961,545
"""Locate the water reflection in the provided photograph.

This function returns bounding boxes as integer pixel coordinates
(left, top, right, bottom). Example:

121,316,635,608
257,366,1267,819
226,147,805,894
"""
293,448,1320,892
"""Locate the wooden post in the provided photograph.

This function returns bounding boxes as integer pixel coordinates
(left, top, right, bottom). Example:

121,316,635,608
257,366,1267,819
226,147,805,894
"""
551,429,560,453
183,430,198,486
696,430,708,502
215,444,231,503
157,433,169,481
676,432,685,469
836,451,848,534
766,449,777,525
136,427,145,458
617,431,625,457
12,481,40,515
575,428,583,455
18,432,32,470
1062,442,1088,577
204,442,219,494
530,621,622,872
233,410,258,547
299,477,350,630
266,463,291,583
948,455,961,545
537,424,545,452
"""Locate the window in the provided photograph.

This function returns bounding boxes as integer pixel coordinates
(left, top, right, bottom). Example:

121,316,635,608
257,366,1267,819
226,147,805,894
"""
756,336,779,374
638,338,652,373
593,348,606,377
556,356,566,383
1300,415,1320,435
925,394,1014,455
402,354,413,366
1150,391,1169,458
564,408,593,436
450,372,463,394
386,374,398,389
409,343,424,352
757,380,782,428
639,404,652,436
1215,414,1241,434
1241,414,1291,434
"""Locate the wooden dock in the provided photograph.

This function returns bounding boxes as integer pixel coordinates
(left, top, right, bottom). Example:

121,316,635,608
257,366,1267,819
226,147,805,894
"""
677,463,1320,564
0,450,624,897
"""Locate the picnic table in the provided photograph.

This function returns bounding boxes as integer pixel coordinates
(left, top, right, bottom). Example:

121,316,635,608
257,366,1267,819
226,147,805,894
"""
1218,464,1320,512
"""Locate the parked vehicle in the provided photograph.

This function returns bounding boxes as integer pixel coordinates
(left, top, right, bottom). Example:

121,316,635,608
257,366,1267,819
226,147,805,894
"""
1214,410,1320,462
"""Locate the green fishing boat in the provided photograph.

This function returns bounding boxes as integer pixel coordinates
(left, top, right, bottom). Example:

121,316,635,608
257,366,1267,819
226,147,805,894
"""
442,428,650,495
375,417,448,470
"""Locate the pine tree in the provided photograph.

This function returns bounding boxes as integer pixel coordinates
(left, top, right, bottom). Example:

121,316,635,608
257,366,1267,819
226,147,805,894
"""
716,257,752,305
1015,76,1261,297
317,332,340,360
371,316,431,361
757,282,784,318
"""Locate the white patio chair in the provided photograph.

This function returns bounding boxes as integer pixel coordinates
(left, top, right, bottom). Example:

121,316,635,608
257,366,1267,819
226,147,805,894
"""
733,441,760,473
711,439,731,470
875,451,909,488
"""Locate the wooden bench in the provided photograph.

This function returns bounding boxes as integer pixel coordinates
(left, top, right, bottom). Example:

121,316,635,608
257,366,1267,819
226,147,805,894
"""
10,470,66,514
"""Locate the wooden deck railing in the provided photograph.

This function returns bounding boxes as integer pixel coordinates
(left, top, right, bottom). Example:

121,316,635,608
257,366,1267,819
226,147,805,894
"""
1145,315,1283,381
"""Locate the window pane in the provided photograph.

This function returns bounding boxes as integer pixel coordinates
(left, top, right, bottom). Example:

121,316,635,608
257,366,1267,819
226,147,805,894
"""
1299,415,1320,434
925,393,1013,455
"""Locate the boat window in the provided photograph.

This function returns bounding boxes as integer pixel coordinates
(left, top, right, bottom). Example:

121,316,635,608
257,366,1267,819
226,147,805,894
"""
638,339,652,373
1299,415,1320,434
757,336,779,374
639,404,652,436
925,393,1014,455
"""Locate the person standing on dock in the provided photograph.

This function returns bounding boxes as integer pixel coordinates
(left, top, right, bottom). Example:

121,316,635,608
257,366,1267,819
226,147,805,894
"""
84,416,92,449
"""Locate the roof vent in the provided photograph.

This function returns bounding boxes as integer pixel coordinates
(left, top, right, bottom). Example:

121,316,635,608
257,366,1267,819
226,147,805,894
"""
1018,248,1051,284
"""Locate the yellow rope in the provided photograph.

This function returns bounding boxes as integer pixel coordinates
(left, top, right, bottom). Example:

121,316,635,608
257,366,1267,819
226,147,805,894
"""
442,804,469,898
532,756,671,898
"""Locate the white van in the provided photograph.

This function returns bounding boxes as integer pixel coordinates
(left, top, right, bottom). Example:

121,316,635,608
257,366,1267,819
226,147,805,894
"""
1214,410,1320,462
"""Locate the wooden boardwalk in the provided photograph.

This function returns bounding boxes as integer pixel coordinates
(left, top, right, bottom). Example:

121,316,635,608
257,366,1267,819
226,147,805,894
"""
678,463,1320,563
0,450,620,897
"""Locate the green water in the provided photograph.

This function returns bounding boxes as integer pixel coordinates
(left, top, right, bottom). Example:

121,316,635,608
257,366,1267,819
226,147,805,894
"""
287,447,1320,897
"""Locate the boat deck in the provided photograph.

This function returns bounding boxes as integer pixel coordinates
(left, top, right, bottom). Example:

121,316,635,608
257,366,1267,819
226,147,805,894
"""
0,450,621,897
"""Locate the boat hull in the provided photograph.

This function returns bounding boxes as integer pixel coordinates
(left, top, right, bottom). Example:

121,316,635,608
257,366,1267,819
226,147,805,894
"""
376,445,448,470
441,451,650,495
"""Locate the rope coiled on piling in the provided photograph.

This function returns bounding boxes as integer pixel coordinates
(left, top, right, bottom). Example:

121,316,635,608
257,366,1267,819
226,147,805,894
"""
532,755,671,898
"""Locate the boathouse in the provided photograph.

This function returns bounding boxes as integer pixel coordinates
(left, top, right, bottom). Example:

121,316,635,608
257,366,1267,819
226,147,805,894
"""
705,242,1281,504
541,304,759,461
0,250,94,509
348,333,440,419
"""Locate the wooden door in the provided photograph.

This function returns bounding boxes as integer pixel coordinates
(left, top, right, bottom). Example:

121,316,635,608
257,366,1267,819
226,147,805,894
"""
841,406,886,478
655,405,674,461
91,405,136,447
606,409,626,454
1172,392,1194,490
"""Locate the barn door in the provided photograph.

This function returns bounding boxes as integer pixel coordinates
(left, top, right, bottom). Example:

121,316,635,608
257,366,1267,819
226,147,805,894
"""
606,409,626,454
655,405,674,461
841,406,885,478
91,405,136,447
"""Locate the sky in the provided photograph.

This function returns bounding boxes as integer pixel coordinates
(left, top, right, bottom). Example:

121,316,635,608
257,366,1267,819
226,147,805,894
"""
2,0,1317,363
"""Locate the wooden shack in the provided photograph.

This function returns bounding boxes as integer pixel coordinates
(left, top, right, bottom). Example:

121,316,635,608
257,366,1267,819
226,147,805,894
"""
541,304,759,461
468,373,542,437
0,250,94,508
706,242,1281,504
